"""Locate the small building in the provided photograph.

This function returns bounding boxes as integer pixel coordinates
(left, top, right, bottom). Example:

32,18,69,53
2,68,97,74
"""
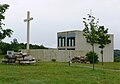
22,30,114,62
57,30,114,62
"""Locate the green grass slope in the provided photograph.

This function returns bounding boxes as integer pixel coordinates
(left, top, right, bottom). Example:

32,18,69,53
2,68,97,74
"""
0,62,120,84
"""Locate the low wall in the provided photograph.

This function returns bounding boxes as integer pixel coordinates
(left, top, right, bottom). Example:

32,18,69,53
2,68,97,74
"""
22,49,87,62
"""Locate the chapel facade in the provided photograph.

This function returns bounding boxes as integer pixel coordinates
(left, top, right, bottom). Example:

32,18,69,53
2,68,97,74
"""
57,30,114,62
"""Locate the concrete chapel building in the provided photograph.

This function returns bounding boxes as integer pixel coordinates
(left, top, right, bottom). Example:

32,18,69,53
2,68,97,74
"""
57,30,114,62
22,30,114,62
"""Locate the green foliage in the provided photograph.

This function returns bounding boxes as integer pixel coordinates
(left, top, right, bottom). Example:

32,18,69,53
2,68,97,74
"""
83,14,99,69
51,58,56,62
0,4,9,21
97,26,111,65
86,51,99,63
83,14,111,65
30,44,48,49
0,4,13,42
114,50,120,62
0,42,11,54
83,14,99,46
114,50,120,57
0,40,48,54
114,56,120,62
97,26,111,49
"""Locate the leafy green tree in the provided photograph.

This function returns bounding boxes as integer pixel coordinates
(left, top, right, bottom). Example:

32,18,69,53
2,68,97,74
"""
83,14,99,70
10,38,21,52
114,50,120,57
97,26,111,65
0,42,11,54
114,56,120,62
0,4,13,42
0,4,13,54
86,51,99,63
39,44,48,49
0,41,49,54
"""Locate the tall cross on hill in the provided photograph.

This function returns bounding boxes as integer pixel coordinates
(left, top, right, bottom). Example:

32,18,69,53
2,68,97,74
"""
24,11,33,54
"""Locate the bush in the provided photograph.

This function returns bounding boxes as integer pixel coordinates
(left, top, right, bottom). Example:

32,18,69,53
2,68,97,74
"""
114,56,120,62
86,51,99,63
51,58,56,62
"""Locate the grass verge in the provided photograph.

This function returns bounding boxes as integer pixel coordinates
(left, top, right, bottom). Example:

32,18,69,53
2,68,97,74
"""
0,62,120,84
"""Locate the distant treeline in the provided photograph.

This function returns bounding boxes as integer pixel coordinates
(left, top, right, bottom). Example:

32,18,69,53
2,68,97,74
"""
0,39,120,62
0,41,48,54
114,49,120,62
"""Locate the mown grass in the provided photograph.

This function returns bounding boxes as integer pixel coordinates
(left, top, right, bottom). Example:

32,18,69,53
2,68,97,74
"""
0,62,120,84
80,62,120,70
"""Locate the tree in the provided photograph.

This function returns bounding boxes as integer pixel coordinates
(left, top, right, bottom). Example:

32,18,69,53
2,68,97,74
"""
114,56,120,62
39,44,48,49
97,26,111,65
0,4,13,42
83,14,99,70
114,50,120,57
0,42,11,54
10,38,21,52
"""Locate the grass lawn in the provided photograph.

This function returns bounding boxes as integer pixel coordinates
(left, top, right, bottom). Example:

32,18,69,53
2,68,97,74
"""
80,62,120,70
0,62,120,84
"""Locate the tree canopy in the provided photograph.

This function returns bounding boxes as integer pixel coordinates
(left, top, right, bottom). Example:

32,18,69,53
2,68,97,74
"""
0,40,48,54
0,4,13,42
83,14,99,46
83,14,99,70
97,26,111,65
83,13,111,68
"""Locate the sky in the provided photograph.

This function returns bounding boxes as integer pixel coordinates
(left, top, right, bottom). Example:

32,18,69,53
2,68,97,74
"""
0,0,120,49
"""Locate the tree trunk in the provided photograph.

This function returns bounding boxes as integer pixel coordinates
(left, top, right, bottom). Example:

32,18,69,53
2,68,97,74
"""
92,44,95,70
101,48,103,65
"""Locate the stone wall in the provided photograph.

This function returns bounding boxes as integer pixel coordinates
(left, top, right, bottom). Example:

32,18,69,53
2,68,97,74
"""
22,49,87,62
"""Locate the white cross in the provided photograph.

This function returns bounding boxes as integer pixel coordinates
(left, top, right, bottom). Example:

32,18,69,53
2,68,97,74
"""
24,11,33,54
